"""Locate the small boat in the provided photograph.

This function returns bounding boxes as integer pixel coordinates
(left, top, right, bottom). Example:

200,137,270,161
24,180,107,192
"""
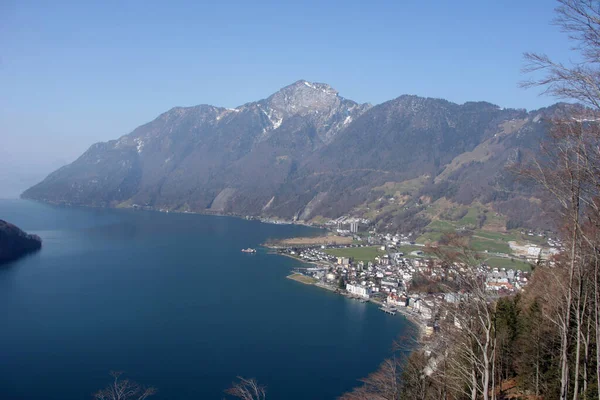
241,248,256,253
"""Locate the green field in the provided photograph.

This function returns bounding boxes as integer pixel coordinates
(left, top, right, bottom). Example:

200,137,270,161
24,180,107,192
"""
416,213,538,255
428,220,457,232
397,245,427,254
416,219,457,244
459,207,480,226
469,236,512,254
374,176,429,196
474,230,515,241
324,246,386,262
483,256,532,271
515,232,548,246
323,241,531,271
416,231,445,244
418,226,517,255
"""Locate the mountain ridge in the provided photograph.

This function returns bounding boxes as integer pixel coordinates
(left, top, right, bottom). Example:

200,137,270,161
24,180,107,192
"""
22,80,559,233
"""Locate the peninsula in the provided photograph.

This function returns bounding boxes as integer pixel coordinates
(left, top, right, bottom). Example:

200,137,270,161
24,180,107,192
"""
0,220,42,265
266,223,549,339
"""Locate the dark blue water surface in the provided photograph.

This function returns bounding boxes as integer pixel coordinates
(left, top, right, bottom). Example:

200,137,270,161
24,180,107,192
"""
0,200,412,400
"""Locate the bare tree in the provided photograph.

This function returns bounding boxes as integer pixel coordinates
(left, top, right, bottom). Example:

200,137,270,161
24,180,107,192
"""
225,377,267,400
93,371,156,400
339,357,402,400
521,118,587,400
522,2,600,399
422,235,496,400
434,277,496,400
522,0,600,110
397,352,435,400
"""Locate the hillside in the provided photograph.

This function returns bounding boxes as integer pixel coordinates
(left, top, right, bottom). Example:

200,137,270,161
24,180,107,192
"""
22,80,559,233
0,220,42,265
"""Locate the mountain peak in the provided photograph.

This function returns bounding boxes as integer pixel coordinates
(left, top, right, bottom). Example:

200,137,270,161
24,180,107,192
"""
287,80,338,96
25,85,553,232
264,80,342,118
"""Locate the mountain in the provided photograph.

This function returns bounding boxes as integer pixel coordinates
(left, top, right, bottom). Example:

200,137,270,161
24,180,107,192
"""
22,80,558,233
0,220,42,265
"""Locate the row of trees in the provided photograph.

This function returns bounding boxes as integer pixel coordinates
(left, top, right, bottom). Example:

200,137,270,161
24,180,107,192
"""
521,1,600,398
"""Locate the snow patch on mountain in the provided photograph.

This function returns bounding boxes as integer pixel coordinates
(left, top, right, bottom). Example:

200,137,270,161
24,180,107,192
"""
261,107,284,131
134,138,144,154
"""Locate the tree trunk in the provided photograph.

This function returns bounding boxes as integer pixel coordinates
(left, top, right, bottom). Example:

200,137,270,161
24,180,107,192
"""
491,333,497,400
562,185,580,400
573,279,583,400
583,314,591,400
595,253,600,400
471,364,477,400
536,344,540,398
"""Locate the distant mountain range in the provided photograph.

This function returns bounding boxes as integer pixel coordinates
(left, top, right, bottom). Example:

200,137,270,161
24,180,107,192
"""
22,80,560,233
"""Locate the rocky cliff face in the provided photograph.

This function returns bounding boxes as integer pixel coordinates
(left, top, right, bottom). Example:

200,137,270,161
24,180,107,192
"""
0,220,42,265
22,80,560,230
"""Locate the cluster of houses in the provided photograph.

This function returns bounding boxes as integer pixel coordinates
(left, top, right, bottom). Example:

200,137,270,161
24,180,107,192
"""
279,242,531,337
484,268,528,291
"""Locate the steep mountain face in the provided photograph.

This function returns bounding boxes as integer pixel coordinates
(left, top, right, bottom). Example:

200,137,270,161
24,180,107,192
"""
23,80,559,230
24,80,369,213
264,97,531,220
0,220,42,265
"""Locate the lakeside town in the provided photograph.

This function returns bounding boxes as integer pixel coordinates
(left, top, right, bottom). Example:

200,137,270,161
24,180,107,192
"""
265,218,560,339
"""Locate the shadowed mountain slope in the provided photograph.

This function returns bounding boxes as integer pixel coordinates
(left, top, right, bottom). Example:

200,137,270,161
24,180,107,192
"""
23,81,561,231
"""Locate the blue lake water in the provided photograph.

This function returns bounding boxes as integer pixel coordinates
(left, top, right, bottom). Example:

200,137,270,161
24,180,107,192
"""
0,199,412,399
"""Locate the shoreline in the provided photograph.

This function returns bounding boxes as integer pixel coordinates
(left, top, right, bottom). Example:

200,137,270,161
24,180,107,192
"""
20,198,325,230
267,250,326,267
25,198,424,338
22,198,426,340
273,250,426,342
368,297,426,341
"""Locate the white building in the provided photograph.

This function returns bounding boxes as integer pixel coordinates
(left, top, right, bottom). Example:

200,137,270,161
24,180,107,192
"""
527,246,541,257
409,297,421,311
421,305,433,320
346,283,370,298
337,257,350,266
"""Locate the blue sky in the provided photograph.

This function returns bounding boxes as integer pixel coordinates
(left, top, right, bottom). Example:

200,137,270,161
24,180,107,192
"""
1,0,575,196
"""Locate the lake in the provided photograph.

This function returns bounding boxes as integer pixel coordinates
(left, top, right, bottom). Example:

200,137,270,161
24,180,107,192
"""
0,199,413,399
